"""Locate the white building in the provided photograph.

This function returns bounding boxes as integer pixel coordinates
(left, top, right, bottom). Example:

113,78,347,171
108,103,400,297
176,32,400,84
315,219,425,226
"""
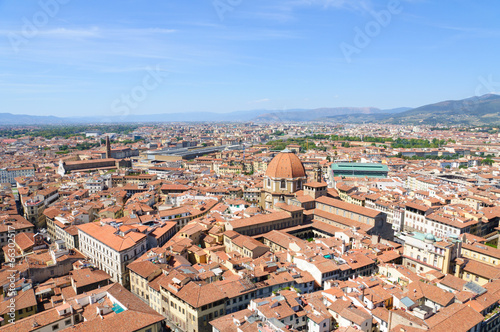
0,167,35,185
84,178,105,194
77,222,147,287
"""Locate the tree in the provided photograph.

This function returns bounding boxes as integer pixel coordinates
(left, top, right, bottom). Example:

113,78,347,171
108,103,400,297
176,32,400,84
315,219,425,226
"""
483,157,494,166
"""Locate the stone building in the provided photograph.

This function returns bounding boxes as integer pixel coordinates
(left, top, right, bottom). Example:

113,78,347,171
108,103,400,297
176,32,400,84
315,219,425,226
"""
260,149,307,209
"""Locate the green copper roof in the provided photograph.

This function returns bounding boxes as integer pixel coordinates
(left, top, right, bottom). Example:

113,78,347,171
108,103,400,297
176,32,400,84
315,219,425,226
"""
331,163,389,171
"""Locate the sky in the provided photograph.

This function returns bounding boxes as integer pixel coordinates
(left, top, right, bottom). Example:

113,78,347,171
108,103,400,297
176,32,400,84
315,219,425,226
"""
1,0,500,118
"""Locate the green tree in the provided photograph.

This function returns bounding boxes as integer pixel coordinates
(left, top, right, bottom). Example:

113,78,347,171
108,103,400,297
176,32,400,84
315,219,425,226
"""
483,157,494,166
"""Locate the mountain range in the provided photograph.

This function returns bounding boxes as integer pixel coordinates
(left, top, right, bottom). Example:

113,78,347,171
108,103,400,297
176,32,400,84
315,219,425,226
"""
383,94,500,125
0,107,409,125
2,94,500,125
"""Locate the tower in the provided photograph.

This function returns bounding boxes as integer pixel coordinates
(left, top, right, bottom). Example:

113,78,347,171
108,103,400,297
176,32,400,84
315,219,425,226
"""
106,136,111,159
313,164,323,183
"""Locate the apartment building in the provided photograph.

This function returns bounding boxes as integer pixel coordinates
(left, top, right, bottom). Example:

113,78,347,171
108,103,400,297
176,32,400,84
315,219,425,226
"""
78,222,147,287
226,211,302,236
127,250,315,332
455,241,500,285
0,167,35,185
400,232,460,274
293,251,377,287
223,231,269,258
0,283,164,332
314,196,394,240
0,215,34,250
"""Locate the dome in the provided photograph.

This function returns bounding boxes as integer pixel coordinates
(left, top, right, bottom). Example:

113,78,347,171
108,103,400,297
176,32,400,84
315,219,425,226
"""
265,150,306,179
424,233,436,242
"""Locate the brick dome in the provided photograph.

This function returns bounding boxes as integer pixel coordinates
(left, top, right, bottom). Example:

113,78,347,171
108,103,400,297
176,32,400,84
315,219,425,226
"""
265,150,306,179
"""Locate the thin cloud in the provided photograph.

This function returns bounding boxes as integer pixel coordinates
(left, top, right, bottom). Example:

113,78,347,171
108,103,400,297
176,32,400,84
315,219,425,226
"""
0,27,176,39
249,98,270,104
285,0,372,12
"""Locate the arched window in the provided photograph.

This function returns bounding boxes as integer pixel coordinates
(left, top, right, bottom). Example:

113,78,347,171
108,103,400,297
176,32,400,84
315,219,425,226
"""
280,180,286,189
417,255,421,261
267,178,271,188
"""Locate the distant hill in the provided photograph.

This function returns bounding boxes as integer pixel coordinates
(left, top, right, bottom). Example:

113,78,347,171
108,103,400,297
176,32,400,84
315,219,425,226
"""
0,113,70,125
0,107,409,125
254,107,410,122
4,94,500,125
0,110,274,125
383,94,500,125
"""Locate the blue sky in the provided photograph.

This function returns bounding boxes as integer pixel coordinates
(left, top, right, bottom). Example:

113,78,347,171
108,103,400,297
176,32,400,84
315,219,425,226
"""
1,0,499,117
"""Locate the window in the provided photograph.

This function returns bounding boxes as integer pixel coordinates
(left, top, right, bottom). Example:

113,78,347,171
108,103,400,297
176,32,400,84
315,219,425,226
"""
52,324,59,331
65,319,71,325
280,180,286,189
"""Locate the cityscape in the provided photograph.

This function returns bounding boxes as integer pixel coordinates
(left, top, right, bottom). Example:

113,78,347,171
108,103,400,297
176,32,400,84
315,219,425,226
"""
2,1,500,332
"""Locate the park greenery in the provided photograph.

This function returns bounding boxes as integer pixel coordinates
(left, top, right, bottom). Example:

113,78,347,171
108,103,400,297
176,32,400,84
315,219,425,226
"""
266,134,452,152
397,153,466,160
58,142,100,152
330,135,390,143
0,124,139,139
266,137,327,152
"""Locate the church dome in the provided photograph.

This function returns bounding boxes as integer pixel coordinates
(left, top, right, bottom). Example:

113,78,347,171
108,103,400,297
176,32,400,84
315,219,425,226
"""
265,149,306,179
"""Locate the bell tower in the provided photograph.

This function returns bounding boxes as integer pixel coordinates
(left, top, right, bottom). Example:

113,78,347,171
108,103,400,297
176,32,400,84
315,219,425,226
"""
313,164,322,182
106,136,111,159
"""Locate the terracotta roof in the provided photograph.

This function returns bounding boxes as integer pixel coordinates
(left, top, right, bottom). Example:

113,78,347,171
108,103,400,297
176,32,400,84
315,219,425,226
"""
77,223,146,252
427,303,483,332
316,196,382,218
70,268,111,288
265,151,306,179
